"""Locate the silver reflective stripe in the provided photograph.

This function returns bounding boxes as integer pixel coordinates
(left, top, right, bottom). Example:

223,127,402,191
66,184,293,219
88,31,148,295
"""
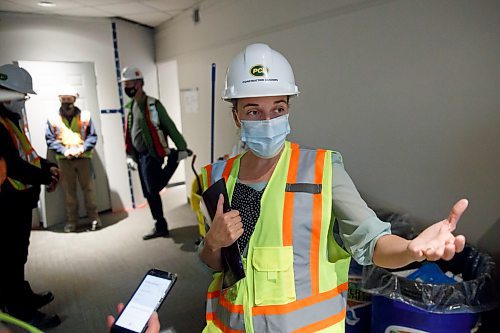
210,161,227,185
206,296,217,314
79,111,90,139
207,296,246,331
295,149,316,184
252,290,347,333
291,148,318,300
148,97,159,125
147,97,170,152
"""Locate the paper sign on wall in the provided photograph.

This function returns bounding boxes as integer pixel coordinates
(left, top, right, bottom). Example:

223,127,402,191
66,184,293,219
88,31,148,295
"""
181,88,199,114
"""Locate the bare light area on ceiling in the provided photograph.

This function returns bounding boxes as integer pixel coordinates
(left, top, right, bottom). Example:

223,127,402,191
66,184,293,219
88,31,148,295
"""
0,0,202,27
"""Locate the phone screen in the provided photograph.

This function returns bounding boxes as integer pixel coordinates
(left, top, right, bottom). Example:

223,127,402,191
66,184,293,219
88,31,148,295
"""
113,271,175,333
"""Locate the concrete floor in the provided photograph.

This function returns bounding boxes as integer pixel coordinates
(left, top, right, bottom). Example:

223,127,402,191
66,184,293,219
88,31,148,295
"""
23,185,212,333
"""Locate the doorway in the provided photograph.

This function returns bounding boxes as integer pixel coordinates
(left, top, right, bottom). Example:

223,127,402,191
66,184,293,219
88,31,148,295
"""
19,60,111,228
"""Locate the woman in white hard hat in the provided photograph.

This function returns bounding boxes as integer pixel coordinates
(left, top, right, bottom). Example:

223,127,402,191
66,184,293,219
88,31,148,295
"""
198,44,468,332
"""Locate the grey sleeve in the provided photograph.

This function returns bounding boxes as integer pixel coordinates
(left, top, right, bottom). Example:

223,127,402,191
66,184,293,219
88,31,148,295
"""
332,158,391,265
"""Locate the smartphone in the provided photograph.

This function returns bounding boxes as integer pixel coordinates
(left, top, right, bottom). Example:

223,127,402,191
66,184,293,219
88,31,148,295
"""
110,269,177,333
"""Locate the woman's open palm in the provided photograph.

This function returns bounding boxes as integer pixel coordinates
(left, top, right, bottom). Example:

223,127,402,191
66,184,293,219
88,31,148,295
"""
407,199,468,262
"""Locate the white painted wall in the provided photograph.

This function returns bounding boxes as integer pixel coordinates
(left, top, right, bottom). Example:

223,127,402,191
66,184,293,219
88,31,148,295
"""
0,13,119,109
155,0,500,258
157,60,187,190
0,12,158,213
115,20,159,99
101,113,130,214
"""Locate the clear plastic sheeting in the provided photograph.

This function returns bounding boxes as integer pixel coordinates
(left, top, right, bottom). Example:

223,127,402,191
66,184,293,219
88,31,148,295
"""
362,244,499,314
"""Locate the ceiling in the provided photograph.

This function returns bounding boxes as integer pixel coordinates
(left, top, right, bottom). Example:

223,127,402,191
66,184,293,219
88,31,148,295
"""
0,0,200,27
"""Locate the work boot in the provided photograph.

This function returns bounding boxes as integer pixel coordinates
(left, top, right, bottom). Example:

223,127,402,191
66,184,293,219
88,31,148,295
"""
64,223,76,233
25,310,61,330
90,219,102,231
5,305,61,330
23,281,54,309
143,228,170,240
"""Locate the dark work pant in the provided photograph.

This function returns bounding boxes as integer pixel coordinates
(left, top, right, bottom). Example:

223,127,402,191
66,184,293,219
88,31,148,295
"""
0,190,36,313
137,150,179,231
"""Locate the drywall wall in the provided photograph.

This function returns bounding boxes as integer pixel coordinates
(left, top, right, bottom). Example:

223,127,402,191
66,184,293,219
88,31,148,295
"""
0,12,158,212
155,0,500,257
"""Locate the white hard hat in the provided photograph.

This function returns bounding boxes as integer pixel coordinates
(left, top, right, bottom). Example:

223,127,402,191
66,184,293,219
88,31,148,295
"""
0,64,36,95
0,87,25,102
121,66,143,82
58,86,79,98
222,43,299,101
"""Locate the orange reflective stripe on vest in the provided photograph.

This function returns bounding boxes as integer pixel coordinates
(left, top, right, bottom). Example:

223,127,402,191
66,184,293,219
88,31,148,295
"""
0,157,7,187
221,156,237,183
204,164,213,191
251,282,347,316
207,287,245,332
251,283,347,332
0,115,41,190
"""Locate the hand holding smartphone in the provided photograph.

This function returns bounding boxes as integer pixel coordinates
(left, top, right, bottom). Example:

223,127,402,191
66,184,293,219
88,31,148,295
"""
107,304,159,333
110,269,177,333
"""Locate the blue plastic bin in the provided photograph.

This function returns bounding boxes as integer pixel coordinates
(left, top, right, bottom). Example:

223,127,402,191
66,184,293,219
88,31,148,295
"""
346,260,371,333
371,295,479,333
363,245,498,333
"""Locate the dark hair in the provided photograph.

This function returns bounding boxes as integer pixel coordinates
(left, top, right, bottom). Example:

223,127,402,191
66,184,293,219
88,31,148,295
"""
231,99,238,112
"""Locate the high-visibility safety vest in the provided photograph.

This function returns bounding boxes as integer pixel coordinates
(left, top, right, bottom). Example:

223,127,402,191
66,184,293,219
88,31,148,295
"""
146,97,170,155
201,141,351,333
48,110,92,159
126,97,170,159
0,115,41,191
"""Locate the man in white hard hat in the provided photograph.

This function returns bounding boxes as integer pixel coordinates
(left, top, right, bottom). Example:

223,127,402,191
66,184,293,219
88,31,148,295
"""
45,87,100,232
121,66,191,240
198,44,468,332
0,64,61,329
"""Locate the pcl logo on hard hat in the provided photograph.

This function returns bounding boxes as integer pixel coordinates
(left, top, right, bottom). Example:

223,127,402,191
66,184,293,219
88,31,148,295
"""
0,73,7,81
250,65,268,77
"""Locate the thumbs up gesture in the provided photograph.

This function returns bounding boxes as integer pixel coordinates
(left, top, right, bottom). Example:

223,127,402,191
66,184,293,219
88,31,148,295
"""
205,194,244,250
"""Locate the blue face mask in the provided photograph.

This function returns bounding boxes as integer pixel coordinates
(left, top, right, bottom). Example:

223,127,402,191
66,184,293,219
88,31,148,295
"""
240,114,291,159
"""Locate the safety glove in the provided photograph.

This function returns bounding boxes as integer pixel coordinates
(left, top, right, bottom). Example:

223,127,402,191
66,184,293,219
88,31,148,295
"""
126,157,138,170
177,149,193,163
